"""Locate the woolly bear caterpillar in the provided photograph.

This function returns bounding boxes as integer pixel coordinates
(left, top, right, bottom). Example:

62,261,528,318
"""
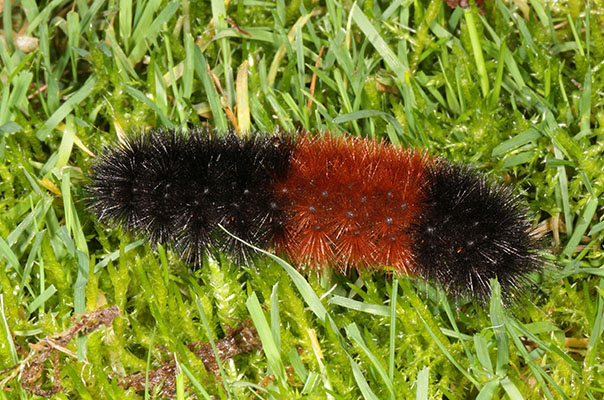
87,128,543,303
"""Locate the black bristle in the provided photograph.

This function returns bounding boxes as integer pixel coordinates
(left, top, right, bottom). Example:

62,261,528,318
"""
413,162,543,304
87,128,294,263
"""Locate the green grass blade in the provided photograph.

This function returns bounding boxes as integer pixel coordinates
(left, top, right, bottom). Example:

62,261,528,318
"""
36,75,97,140
415,366,429,400
246,292,287,389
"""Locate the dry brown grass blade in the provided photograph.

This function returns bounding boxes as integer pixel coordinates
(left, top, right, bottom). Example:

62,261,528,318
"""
0,306,120,396
119,320,261,398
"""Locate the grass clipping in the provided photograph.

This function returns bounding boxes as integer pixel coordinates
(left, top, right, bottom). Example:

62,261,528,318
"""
0,307,261,398
120,321,261,397
0,306,120,397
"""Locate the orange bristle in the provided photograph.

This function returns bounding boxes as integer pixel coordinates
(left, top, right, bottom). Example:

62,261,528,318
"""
274,134,431,275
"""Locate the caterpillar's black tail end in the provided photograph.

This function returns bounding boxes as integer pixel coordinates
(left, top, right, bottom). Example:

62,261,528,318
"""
413,162,545,306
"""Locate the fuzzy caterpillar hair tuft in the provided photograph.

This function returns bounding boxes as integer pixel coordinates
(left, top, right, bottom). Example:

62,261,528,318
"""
88,128,544,303
87,128,293,262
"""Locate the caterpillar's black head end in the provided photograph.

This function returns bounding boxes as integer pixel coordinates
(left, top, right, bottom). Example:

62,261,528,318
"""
86,128,192,245
86,128,295,267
